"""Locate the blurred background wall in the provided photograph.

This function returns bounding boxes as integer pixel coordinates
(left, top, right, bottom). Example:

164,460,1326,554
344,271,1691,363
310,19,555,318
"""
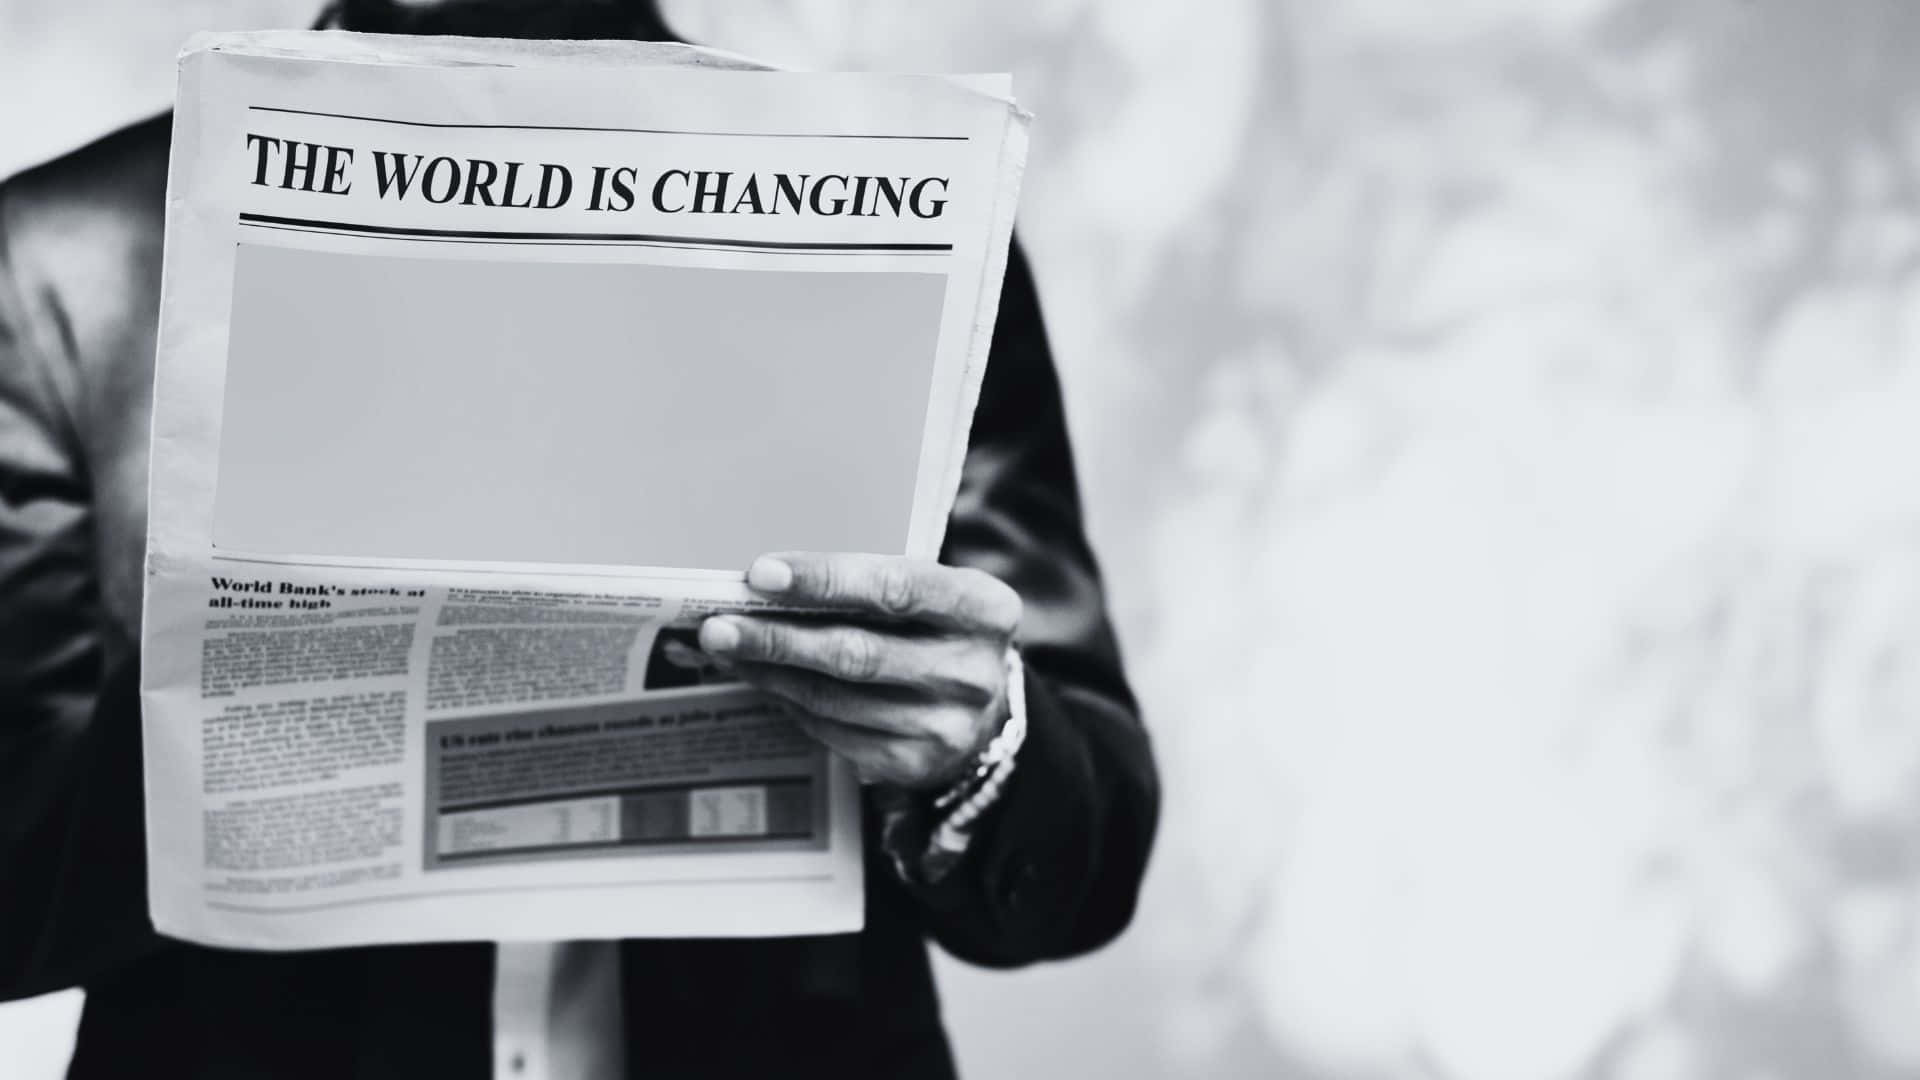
7,1,1920,1077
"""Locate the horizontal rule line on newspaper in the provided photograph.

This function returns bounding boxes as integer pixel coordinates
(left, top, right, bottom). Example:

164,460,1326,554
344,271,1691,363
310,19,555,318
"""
249,104,972,142
236,212,955,252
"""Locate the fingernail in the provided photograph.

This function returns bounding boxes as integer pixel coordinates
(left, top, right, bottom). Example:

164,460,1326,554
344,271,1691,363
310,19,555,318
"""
748,556,793,593
700,617,741,653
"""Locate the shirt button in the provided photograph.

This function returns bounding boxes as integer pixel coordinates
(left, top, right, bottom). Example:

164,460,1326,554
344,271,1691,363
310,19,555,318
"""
510,1051,527,1074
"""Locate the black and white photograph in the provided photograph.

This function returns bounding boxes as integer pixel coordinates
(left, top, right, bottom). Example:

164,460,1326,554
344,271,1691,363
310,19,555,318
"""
4,2,1920,1078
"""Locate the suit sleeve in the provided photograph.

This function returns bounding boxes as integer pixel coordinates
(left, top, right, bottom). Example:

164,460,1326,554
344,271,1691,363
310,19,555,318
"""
0,190,159,1001
903,243,1160,967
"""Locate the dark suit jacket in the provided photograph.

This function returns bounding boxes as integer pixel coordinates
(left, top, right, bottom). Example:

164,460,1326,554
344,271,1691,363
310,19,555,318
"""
0,114,1157,1079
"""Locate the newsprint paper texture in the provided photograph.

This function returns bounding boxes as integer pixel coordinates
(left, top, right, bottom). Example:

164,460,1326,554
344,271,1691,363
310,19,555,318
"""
140,31,1028,950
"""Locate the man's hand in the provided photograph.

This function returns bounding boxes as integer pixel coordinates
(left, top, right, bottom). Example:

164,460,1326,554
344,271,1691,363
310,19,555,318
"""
697,552,1022,790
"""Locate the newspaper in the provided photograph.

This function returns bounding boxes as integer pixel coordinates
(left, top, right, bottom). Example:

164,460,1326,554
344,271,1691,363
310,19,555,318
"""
139,31,1028,950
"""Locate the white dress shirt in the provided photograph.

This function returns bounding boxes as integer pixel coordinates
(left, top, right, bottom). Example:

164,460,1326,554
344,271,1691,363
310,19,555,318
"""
494,941,625,1080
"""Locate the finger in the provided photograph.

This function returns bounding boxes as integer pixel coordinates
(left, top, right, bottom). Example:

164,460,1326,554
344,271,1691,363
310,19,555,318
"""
700,615,1001,701
788,712,950,790
745,552,1021,634
661,639,709,670
729,661,928,736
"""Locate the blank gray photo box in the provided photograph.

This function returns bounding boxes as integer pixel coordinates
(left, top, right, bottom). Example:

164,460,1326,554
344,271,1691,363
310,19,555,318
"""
214,245,947,569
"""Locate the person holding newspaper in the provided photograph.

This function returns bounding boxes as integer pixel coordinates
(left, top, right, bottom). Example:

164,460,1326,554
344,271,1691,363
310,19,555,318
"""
0,2,1159,1078
699,553,1023,791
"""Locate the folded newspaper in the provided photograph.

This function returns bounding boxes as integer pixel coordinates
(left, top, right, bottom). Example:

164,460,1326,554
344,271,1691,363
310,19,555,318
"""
141,31,1028,949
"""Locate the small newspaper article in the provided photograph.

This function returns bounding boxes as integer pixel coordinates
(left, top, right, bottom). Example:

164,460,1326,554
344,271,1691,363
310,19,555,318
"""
140,32,1028,950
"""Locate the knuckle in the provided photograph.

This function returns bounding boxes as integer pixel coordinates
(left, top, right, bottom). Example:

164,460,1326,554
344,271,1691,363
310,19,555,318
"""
753,623,789,664
877,564,917,616
832,630,880,681
815,559,849,604
783,555,824,600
